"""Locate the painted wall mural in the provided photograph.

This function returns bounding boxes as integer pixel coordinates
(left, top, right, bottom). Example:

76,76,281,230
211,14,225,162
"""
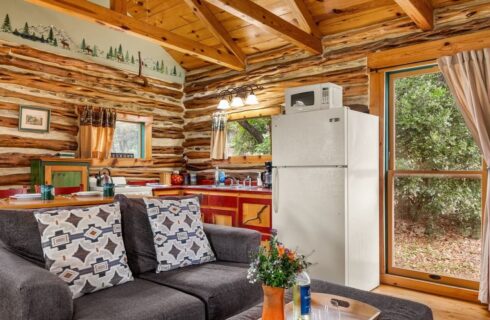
0,1,185,84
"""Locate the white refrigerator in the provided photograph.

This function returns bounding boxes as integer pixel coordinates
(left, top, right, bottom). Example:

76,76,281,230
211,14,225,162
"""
271,108,379,291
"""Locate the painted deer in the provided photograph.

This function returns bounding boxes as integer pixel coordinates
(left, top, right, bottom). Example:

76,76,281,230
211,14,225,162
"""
61,39,70,49
84,46,93,55
116,53,124,63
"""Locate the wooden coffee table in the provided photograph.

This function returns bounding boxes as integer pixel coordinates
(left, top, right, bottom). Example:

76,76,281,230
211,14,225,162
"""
260,292,380,319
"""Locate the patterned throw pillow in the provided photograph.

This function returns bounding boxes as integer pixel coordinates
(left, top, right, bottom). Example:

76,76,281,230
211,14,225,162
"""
34,203,133,299
144,197,216,272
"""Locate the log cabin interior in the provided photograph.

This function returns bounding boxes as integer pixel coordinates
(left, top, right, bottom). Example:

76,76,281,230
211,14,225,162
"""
0,0,490,319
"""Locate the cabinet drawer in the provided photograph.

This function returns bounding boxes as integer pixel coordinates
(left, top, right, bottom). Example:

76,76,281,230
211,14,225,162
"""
201,208,236,226
153,189,182,196
206,195,237,208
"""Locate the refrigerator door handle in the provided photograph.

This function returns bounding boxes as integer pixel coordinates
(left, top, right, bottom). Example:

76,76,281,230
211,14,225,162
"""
273,167,279,214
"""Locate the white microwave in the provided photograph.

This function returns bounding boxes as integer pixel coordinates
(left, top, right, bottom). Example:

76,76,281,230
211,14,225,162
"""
285,83,343,114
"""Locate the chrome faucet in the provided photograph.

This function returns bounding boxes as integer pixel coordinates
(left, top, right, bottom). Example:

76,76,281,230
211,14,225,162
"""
226,176,238,186
243,176,252,188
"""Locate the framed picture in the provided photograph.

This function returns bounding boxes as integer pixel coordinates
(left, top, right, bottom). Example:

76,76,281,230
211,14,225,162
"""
18,106,50,133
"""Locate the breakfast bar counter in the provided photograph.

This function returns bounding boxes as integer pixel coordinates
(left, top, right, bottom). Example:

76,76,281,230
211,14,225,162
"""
0,196,115,210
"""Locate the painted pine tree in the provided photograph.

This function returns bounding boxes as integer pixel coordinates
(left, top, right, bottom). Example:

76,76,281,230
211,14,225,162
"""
81,38,86,51
125,50,129,62
22,22,29,35
131,55,135,64
108,46,113,59
48,27,54,43
172,65,177,76
93,45,98,56
53,38,58,47
155,61,159,71
118,44,122,56
160,60,164,73
1,14,12,32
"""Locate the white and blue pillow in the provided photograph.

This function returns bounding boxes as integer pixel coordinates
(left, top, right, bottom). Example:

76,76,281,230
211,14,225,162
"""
144,197,215,272
34,203,133,299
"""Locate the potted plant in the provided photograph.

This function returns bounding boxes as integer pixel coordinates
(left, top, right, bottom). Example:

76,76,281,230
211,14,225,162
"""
247,236,311,320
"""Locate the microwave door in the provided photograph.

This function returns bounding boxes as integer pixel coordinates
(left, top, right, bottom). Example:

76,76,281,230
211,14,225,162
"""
291,91,315,107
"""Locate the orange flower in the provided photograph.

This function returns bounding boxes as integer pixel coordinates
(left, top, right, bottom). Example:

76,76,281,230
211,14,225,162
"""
277,244,285,256
287,250,296,261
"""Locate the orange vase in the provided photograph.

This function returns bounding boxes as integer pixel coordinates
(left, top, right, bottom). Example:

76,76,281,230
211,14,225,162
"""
262,285,285,320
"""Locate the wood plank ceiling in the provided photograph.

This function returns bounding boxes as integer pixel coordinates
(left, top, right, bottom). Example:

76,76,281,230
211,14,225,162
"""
30,0,478,71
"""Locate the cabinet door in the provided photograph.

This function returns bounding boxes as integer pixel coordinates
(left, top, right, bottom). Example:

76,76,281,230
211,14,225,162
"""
201,208,236,227
238,197,272,234
153,189,182,196
45,165,88,190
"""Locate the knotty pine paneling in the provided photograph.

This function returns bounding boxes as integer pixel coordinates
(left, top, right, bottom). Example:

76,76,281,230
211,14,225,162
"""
0,41,184,189
183,0,490,179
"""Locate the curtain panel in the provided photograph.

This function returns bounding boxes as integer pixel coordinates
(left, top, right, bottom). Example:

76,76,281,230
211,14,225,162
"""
210,112,227,160
79,106,117,159
438,48,490,306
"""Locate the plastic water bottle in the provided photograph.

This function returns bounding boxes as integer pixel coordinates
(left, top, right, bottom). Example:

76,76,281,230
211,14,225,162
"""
292,271,311,320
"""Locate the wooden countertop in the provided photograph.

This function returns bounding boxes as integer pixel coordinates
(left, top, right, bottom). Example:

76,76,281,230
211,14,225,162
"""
152,185,272,195
0,196,115,210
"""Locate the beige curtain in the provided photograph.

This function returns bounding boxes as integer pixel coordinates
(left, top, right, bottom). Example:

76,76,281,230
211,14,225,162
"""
79,106,117,159
210,112,227,160
438,48,490,306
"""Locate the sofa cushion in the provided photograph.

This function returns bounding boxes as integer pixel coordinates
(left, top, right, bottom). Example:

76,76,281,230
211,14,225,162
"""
140,261,262,320
115,194,204,275
143,197,216,272
0,208,45,266
115,195,158,274
74,278,205,320
34,202,134,298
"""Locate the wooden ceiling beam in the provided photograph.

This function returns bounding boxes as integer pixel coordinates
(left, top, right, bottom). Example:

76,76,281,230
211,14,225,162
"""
284,0,322,39
110,0,127,15
25,0,245,71
183,0,246,65
394,0,433,31
205,0,322,54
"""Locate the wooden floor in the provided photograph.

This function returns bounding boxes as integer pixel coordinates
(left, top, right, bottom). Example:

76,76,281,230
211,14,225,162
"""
373,285,489,320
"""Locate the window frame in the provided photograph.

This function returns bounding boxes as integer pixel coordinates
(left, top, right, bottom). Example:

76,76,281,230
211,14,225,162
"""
385,65,485,290
91,112,153,167
213,106,279,165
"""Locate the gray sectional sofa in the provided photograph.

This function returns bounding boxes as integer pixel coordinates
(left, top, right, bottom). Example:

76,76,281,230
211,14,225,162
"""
0,195,433,320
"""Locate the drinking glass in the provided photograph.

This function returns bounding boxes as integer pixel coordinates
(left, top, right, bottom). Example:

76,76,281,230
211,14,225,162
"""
40,184,54,200
103,183,115,197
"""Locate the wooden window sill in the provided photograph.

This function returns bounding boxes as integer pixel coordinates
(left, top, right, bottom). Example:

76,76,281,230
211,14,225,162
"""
212,155,271,165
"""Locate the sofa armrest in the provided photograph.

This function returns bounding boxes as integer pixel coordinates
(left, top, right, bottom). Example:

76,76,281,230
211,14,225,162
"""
203,224,261,264
0,245,73,320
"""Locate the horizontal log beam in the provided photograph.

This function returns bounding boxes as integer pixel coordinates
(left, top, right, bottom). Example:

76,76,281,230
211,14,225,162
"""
394,0,433,31
26,0,244,70
0,134,77,151
205,0,322,54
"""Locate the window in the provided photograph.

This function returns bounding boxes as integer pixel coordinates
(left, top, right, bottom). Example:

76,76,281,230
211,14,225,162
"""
386,65,484,289
226,117,271,157
111,121,143,158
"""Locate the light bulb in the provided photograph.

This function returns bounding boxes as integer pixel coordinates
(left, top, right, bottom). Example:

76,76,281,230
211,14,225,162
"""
217,99,230,110
245,93,259,105
231,96,244,108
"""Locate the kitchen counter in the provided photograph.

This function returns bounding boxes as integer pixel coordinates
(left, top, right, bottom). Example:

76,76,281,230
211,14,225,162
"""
0,195,115,210
151,185,272,195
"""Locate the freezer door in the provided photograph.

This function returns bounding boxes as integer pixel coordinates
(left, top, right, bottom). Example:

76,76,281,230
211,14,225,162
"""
272,167,347,285
272,109,347,167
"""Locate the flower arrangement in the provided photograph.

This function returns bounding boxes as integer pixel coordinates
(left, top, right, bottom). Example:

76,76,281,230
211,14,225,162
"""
247,236,311,289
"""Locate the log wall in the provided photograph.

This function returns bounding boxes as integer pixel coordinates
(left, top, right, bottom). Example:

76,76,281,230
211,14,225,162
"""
0,41,184,189
183,0,490,179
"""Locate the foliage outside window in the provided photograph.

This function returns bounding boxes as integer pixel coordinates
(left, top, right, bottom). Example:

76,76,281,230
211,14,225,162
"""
226,117,271,157
111,120,144,158
388,66,483,285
